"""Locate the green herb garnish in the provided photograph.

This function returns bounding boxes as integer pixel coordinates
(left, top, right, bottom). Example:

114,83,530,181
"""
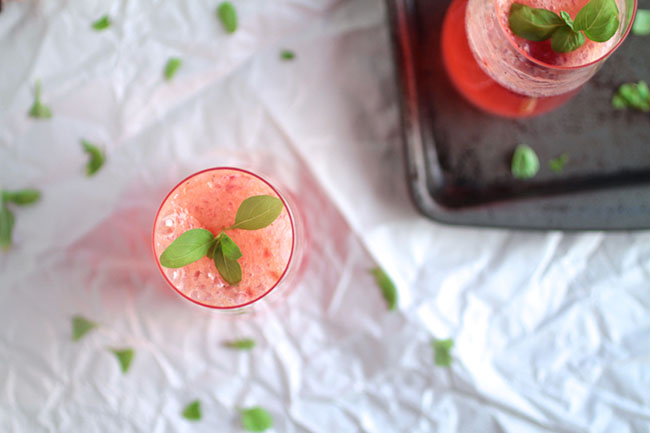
432,338,454,367
241,407,273,432
159,195,283,286
110,348,134,373
217,2,238,33
370,267,398,311
509,0,619,53
280,50,295,60
224,338,256,350
72,315,98,341
0,188,41,250
92,15,111,31
511,144,540,179
82,140,105,176
632,10,650,36
28,80,52,119
182,400,202,421
549,153,570,173
164,58,182,81
612,81,650,111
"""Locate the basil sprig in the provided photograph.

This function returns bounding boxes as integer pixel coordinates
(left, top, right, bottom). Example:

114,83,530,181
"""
509,0,620,53
159,195,284,286
0,188,41,250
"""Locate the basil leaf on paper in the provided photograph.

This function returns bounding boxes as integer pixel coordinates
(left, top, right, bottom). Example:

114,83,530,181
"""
109,348,134,373
82,140,105,176
159,229,216,268
182,400,202,421
164,58,182,81
432,338,454,367
28,80,52,119
217,2,238,33
224,338,256,350
370,267,398,311
0,205,15,251
72,315,98,341
92,15,111,31
2,189,41,205
241,407,273,432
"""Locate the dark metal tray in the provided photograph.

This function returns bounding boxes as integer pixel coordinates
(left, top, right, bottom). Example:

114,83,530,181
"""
387,0,650,230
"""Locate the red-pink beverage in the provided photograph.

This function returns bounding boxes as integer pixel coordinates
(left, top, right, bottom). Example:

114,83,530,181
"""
153,168,296,310
442,0,636,117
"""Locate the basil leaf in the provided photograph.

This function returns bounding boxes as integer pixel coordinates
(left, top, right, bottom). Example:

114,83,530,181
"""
92,15,111,31
72,315,98,341
508,3,565,41
159,229,216,268
560,11,575,30
224,338,256,350
182,400,202,421
110,348,134,373
82,140,105,176
632,9,650,36
549,153,569,173
432,338,454,367
612,81,650,112
217,2,238,33
574,0,619,42
0,205,15,251
241,407,273,432
218,232,242,260
164,58,182,81
551,26,586,52
370,267,398,311
2,189,41,205
228,195,284,231
213,243,242,285
281,50,295,60
511,144,540,179
28,80,52,119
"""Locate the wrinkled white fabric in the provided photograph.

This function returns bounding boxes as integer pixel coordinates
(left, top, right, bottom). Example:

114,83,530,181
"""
1,1,649,432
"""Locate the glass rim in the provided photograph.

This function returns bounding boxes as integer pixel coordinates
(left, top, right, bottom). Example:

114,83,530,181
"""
152,166,296,311
495,0,638,71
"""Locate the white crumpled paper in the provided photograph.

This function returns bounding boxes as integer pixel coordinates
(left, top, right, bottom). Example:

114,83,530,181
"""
1,0,649,432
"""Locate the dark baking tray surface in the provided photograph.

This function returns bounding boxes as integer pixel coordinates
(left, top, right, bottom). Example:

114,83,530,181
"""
387,0,650,230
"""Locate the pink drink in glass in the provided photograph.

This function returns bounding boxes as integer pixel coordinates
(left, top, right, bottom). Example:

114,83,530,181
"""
442,0,637,117
153,168,297,311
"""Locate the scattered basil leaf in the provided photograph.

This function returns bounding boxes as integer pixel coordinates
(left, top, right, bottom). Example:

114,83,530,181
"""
370,267,398,311
551,26,586,53
92,15,111,31
0,204,15,251
182,400,202,421
28,80,52,119
213,243,242,285
574,0,620,42
280,50,295,60
164,58,182,81
159,229,216,268
218,232,243,260
82,140,105,176
432,338,454,367
2,189,41,206
632,9,650,36
228,195,284,230
241,407,273,432
560,11,575,30
511,144,540,179
508,3,565,41
110,348,134,373
224,338,256,350
612,81,650,112
217,2,238,33
549,153,569,173
72,315,98,341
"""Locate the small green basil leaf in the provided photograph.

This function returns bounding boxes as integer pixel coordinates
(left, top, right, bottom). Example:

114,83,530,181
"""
217,2,238,33
92,15,111,31
72,315,98,341
241,407,273,432
432,338,454,367
213,244,242,285
159,229,216,268
164,58,182,81
224,338,256,350
281,50,295,60
560,11,575,30
218,232,243,260
0,205,15,251
82,140,105,176
574,0,619,42
28,80,52,119
632,9,650,36
551,26,586,52
549,153,570,173
229,195,284,231
110,348,134,373
2,189,41,206
511,144,540,179
182,400,202,421
371,267,398,311
509,3,565,41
